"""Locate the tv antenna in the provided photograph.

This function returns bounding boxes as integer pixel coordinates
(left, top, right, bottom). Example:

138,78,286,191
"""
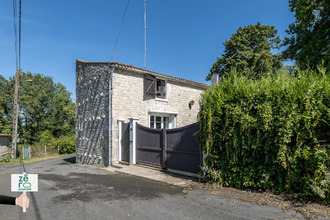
144,0,147,69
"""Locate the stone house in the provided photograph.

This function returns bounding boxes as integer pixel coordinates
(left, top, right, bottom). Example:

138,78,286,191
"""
75,60,207,166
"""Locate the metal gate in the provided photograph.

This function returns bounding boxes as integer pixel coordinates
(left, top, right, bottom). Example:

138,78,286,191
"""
136,123,201,174
136,124,163,166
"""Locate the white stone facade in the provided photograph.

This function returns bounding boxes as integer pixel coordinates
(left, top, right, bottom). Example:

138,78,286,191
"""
111,68,206,163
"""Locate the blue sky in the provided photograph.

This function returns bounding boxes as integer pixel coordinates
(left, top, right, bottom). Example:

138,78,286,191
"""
0,0,294,100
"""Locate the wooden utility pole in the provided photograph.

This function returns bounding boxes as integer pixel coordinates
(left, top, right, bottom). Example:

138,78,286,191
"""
11,70,19,159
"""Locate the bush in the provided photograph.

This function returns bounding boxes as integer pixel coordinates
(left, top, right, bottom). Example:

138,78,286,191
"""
39,130,75,154
198,67,330,202
55,135,76,154
0,155,10,163
40,130,54,146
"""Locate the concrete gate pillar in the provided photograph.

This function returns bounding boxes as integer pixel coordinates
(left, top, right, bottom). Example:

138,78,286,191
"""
129,118,139,165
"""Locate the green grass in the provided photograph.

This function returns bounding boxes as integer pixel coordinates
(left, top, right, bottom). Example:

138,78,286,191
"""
0,153,75,167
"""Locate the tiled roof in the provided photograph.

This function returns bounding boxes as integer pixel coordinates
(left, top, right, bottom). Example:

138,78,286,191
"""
77,60,208,89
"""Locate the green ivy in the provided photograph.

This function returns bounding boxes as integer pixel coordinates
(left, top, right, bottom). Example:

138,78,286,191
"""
198,67,330,202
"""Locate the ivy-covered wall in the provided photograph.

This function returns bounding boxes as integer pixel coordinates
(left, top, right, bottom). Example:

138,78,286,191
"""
198,68,329,202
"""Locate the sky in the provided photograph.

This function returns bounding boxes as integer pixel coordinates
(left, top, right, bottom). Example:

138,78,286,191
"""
0,0,295,100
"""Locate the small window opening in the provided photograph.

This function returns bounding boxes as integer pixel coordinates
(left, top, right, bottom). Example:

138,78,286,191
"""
156,79,166,99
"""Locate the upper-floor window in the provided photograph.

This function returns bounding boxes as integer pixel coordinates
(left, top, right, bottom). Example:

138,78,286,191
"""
156,79,166,99
144,74,167,100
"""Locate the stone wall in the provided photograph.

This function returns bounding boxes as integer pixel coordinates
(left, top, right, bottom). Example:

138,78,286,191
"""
110,68,205,163
75,61,111,166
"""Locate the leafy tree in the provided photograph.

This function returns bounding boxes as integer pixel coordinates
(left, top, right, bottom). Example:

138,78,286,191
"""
48,83,75,138
18,72,55,143
0,72,75,144
206,22,282,80
0,76,12,134
282,0,330,70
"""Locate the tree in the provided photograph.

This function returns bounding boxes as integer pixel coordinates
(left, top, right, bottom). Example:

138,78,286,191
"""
0,76,12,134
206,22,282,80
0,72,76,144
282,0,330,70
18,72,55,143
48,83,75,138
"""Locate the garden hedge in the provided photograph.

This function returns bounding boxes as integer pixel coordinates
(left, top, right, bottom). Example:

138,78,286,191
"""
198,68,329,202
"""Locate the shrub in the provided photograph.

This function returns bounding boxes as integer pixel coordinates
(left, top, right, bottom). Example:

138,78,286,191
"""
39,130,75,154
40,130,54,147
55,135,76,154
0,155,10,163
198,67,330,202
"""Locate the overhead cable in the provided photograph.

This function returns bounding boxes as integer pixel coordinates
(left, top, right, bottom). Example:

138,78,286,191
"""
110,0,130,62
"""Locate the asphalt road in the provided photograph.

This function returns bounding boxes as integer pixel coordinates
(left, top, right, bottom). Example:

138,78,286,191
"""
0,156,301,220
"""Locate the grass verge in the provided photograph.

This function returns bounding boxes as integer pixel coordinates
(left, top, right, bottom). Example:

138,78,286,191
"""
0,153,75,167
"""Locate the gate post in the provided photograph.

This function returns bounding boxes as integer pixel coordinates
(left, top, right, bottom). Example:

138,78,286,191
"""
129,118,138,165
117,119,124,161
161,128,167,169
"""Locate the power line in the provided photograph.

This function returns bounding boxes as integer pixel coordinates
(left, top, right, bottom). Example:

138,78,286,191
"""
110,0,130,62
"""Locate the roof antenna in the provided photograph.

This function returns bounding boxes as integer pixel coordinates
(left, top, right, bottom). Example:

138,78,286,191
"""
144,0,147,69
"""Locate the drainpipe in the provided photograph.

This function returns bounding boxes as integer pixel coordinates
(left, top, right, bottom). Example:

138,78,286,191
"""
108,65,114,167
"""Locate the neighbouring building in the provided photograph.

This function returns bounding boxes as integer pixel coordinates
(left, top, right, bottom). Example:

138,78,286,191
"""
0,133,10,156
75,60,208,166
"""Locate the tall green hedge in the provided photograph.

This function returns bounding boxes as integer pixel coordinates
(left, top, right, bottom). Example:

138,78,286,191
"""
198,68,330,202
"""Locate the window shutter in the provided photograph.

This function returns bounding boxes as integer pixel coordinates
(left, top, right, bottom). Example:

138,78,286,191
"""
144,74,156,96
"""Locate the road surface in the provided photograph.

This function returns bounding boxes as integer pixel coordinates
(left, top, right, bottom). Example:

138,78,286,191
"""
0,156,301,220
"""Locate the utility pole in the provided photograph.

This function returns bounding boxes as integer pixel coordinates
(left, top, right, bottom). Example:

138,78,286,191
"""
11,0,22,159
11,70,19,159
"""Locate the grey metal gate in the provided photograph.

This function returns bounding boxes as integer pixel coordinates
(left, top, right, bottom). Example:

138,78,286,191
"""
121,122,130,162
165,123,201,173
136,124,163,166
136,123,201,174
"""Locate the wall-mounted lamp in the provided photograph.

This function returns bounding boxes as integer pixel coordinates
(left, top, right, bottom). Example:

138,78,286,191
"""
189,100,195,109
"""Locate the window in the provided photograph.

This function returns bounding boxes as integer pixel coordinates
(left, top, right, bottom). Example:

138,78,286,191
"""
144,74,167,100
149,113,176,129
156,79,166,99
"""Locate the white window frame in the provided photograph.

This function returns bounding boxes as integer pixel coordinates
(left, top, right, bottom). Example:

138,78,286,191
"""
148,110,177,129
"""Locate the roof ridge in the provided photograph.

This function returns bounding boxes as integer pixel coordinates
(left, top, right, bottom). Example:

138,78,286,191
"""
76,59,208,89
